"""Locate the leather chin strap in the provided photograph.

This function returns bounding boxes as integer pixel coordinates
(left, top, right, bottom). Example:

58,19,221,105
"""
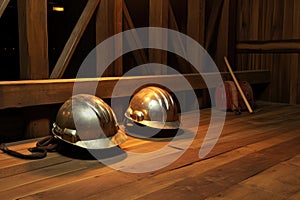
0,136,58,159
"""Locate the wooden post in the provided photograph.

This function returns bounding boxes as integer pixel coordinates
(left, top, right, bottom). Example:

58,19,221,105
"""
187,0,205,47
17,0,50,138
96,0,123,77
149,0,169,74
18,0,49,80
187,0,205,72
95,0,123,121
187,0,208,108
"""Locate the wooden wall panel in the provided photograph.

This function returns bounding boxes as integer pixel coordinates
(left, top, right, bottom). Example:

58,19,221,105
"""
236,0,300,104
298,56,300,103
237,0,300,41
204,0,236,71
289,54,299,104
217,0,237,70
294,0,300,37
283,0,295,39
236,54,300,104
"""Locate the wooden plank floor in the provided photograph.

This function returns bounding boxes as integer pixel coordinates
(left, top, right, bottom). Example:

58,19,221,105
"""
0,101,299,200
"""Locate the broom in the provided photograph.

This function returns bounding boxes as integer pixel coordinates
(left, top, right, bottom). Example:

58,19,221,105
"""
224,57,253,114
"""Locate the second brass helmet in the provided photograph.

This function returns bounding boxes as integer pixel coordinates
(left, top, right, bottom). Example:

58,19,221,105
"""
125,86,180,129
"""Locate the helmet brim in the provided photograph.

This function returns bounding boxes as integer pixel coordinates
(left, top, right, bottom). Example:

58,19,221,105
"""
138,120,180,129
124,113,180,129
52,128,127,149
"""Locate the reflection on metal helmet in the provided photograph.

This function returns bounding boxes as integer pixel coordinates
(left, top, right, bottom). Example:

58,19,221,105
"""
52,94,127,149
125,86,180,129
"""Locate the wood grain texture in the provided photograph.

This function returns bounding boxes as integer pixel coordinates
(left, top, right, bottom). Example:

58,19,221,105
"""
0,0,10,17
96,0,123,77
236,41,300,53
168,3,189,71
236,0,300,104
236,0,300,41
289,54,299,104
0,101,299,199
187,0,205,46
17,0,50,138
149,0,169,74
18,0,49,79
236,53,300,104
0,71,270,109
205,0,237,71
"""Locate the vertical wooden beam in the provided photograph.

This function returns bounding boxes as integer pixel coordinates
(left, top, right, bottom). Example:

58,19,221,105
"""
149,0,169,74
187,0,209,108
149,0,169,30
18,0,49,79
187,0,205,46
0,0,10,18
17,0,49,138
187,0,205,72
95,0,123,121
96,0,123,77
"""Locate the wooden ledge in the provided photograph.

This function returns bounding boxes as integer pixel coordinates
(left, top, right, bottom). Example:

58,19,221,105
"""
0,70,270,109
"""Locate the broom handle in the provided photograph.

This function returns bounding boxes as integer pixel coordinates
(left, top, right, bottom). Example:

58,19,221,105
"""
224,57,253,113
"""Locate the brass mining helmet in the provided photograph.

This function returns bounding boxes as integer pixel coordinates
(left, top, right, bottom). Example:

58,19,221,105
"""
52,94,127,149
125,86,180,129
